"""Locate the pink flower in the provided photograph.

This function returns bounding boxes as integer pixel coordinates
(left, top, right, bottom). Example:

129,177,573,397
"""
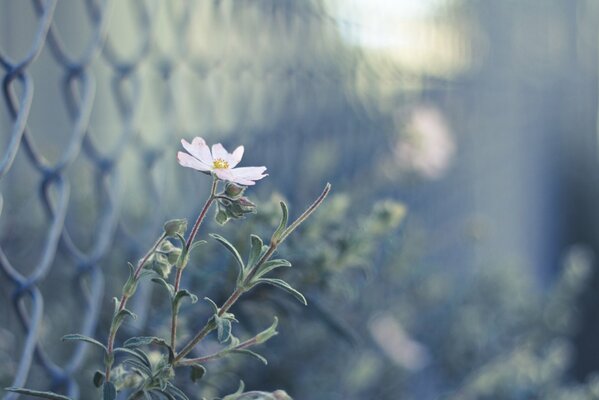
177,137,268,186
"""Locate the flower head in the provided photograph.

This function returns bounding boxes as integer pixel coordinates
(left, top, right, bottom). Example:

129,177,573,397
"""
177,137,267,186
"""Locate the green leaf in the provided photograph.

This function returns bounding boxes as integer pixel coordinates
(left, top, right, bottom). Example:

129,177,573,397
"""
222,381,245,400
173,289,198,319
254,259,291,279
247,234,264,270
251,278,307,305
122,262,139,297
123,358,153,377
103,381,117,400
93,370,105,388
114,347,151,367
4,388,73,400
113,307,137,330
210,233,245,280
164,219,188,237
124,336,170,349
215,316,232,343
151,277,175,299
190,364,206,382
255,317,279,344
165,383,190,400
271,201,289,243
230,348,268,365
204,297,219,314
61,334,107,353
189,240,207,254
174,289,198,307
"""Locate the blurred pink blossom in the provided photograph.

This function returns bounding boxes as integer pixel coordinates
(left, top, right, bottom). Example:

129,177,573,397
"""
394,105,455,179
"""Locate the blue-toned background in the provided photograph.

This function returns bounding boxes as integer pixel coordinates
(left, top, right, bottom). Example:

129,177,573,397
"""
2,1,599,399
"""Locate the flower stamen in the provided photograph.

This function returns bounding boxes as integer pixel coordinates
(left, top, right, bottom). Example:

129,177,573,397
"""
212,158,229,169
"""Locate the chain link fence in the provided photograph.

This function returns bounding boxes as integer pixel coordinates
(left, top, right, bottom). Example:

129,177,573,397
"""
0,1,372,398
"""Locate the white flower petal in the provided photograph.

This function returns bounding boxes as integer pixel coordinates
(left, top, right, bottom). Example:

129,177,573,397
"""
229,146,244,167
230,166,268,180
214,168,257,185
211,143,230,162
182,138,213,166
177,151,211,172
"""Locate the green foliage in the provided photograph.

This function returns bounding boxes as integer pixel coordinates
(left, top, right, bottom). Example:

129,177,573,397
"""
5,176,327,399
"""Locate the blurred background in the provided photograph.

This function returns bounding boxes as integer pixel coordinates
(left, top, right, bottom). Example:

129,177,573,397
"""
3,0,599,399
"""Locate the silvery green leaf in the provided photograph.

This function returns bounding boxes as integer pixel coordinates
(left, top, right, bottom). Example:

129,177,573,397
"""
222,381,246,400
113,307,137,330
247,235,264,270
93,370,105,388
173,289,198,318
61,334,107,353
124,336,170,349
216,316,232,343
251,278,307,306
103,381,117,400
174,289,198,307
4,388,73,400
123,358,152,377
114,347,151,366
189,363,206,382
210,233,245,280
271,202,288,243
151,277,175,299
164,219,188,237
166,383,190,400
204,297,219,314
189,240,207,253
230,348,268,365
254,259,292,279
255,317,279,344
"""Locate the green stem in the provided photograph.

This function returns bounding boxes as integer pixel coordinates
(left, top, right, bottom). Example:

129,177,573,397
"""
173,183,330,364
177,336,259,367
105,233,166,382
171,177,218,353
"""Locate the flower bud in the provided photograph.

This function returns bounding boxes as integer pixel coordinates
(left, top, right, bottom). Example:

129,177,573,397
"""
163,219,188,237
224,182,245,198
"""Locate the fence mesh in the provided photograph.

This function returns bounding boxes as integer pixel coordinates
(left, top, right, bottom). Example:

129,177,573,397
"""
0,1,353,398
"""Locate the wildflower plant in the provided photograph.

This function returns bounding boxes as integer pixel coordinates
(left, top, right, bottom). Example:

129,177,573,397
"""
6,137,330,400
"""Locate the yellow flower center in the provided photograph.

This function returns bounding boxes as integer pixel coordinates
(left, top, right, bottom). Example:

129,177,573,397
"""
212,158,229,169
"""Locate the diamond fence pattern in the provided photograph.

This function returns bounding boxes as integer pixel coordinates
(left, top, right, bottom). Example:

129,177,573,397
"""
0,1,210,398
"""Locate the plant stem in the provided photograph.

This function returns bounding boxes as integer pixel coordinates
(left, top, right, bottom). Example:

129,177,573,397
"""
173,183,330,364
170,177,218,353
177,336,259,366
105,233,166,382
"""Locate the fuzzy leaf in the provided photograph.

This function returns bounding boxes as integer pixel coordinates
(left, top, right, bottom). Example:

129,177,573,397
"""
124,336,170,349
230,348,268,365
123,358,153,377
247,235,264,270
114,347,151,367
113,307,137,330
4,388,72,400
255,317,279,344
251,278,307,305
216,316,232,343
151,277,175,299
61,334,107,353
190,364,206,382
271,202,289,242
254,259,292,279
189,240,207,253
210,233,245,279
93,370,105,388
204,297,219,314
174,289,198,308
165,383,190,400
103,381,117,400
